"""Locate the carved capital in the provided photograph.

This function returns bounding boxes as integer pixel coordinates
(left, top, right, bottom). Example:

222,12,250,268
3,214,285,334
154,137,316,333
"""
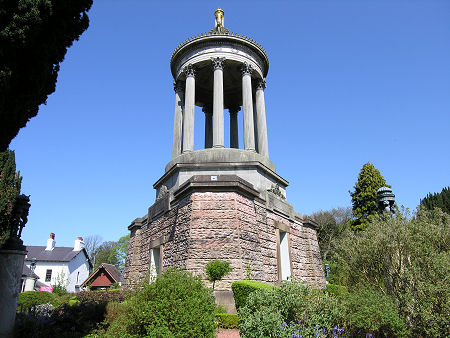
241,62,253,76
211,57,226,71
202,106,212,115
228,106,241,115
256,79,266,90
173,80,184,93
183,64,196,78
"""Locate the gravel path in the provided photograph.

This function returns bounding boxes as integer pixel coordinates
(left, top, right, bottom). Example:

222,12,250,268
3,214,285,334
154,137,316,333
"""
216,328,241,338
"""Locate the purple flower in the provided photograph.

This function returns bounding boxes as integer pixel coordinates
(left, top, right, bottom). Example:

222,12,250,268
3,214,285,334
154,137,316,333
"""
366,334,373,338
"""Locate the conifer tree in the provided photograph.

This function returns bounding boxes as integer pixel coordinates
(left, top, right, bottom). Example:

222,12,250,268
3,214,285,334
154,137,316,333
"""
350,162,389,231
420,187,450,214
0,150,22,240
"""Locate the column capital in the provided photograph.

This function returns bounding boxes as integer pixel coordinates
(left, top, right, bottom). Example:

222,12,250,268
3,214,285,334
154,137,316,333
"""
256,79,266,90
202,106,212,115
228,106,241,115
211,57,226,71
241,62,253,76
173,80,184,93
183,64,196,78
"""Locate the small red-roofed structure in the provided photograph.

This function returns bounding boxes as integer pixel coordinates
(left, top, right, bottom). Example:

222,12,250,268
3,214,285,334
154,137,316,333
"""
81,263,121,290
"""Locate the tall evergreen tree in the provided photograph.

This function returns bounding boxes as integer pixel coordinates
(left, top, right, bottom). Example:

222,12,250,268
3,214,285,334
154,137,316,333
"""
0,150,22,240
420,187,450,214
0,0,93,150
349,162,389,231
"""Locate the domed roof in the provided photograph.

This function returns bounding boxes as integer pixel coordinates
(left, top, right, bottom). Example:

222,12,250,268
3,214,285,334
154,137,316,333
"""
170,9,269,79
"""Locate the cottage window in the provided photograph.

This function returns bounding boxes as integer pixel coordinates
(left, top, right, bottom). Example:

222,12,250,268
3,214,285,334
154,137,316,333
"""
45,269,52,282
150,247,161,281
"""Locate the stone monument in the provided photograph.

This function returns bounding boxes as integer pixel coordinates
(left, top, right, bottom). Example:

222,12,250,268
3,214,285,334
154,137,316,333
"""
122,9,325,291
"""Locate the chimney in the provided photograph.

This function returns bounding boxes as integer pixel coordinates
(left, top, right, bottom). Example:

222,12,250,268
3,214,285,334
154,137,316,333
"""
74,237,85,251
46,233,55,250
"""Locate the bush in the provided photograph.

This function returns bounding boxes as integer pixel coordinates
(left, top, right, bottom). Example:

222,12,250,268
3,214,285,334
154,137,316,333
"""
75,289,127,304
106,268,216,337
326,284,349,297
238,280,345,338
216,313,239,329
17,291,60,312
205,260,232,290
343,287,407,337
231,280,274,310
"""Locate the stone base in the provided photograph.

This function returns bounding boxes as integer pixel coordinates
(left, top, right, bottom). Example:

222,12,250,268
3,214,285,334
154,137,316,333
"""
122,175,325,290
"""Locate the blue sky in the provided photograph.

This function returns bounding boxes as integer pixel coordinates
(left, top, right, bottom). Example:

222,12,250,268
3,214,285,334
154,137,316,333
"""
10,0,450,247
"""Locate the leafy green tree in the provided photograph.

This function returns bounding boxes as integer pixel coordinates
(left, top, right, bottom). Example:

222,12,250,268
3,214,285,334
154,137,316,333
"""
92,241,120,271
115,234,130,271
0,150,22,241
334,209,450,337
205,260,232,290
311,206,352,261
349,162,389,231
420,186,450,214
0,0,93,151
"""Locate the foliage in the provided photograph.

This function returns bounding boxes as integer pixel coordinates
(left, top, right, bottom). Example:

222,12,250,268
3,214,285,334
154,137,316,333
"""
75,290,127,304
0,150,22,241
325,284,349,297
14,301,107,338
238,280,344,338
231,280,274,310
342,287,407,337
420,186,450,214
349,162,389,230
205,259,232,290
311,207,352,260
52,271,69,296
87,234,129,271
0,0,93,151
334,209,450,337
216,313,239,329
17,291,60,312
106,268,216,337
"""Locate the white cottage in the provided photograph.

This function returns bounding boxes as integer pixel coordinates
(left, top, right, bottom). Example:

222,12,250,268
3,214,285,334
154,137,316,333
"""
24,233,92,293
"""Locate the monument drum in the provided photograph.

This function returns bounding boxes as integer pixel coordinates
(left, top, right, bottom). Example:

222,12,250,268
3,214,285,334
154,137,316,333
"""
122,9,325,290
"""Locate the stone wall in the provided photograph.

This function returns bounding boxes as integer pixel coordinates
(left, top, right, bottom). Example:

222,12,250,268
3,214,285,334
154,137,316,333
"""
122,186,325,290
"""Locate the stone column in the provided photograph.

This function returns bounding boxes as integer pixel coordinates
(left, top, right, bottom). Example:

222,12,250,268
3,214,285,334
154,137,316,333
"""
172,80,184,159
182,64,196,153
212,57,225,148
241,62,255,151
255,79,269,157
0,248,26,337
203,106,213,148
229,106,240,149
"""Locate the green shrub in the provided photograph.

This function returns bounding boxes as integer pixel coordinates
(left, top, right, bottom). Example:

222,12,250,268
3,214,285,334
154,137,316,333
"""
106,268,216,337
343,287,407,337
326,283,349,297
216,313,239,329
205,259,232,290
68,296,80,306
75,289,127,304
215,304,227,314
238,280,345,338
231,280,274,310
17,291,60,312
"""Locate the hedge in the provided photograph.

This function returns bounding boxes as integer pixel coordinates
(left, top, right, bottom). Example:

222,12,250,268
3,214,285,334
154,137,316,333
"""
216,313,239,329
17,291,60,312
231,280,274,310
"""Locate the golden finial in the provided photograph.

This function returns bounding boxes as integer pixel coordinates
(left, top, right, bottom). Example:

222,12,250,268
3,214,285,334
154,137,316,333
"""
214,8,224,28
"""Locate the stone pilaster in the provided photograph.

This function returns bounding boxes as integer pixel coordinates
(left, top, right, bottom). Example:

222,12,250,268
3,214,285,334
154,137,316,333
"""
229,106,240,149
212,57,225,148
172,80,184,159
203,106,213,148
241,62,255,151
255,79,269,158
182,64,196,153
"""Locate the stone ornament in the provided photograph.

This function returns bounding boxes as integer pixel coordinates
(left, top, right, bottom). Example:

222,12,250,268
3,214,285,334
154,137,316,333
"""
173,80,184,93
267,183,286,200
241,62,253,76
183,64,196,78
156,185,169,201
211,57,226,70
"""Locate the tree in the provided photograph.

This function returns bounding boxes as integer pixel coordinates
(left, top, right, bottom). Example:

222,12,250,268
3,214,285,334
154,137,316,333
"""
91,241,120,271
0,150,22,241
420,186,450,214
349,162,389,231
334,209,450,337
0,0,93,151
205,260,232,290
83,234,102,270
311,206,352,261
115,234,130,271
